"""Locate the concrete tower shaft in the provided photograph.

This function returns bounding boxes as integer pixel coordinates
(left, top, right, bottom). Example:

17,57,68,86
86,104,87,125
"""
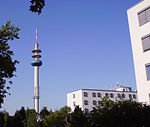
31,26,42,113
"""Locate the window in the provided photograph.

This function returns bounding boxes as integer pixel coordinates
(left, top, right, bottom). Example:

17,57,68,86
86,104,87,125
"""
142,35,150,52
110,93,114,98
98,101,101,105
73,102,76,106
73,94,75,98
138,10,147,26
129,94,132,99
118,94,121,98
84,108,89,113
93,100,97,105
97,93,101,97
138,7,150,26
122,94,125,98
111,101,114,104
92,92,96,97
146,64,150,80
84,92,88,97
105,93,109,97
133,94,136,99
84,100,88,105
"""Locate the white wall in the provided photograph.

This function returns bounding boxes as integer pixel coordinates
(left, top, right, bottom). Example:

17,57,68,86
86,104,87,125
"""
127,0,150,104
67,90,83,111
67,89,137,112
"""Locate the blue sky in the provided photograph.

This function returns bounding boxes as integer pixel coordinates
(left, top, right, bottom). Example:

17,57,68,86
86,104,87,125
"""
0,0,140,115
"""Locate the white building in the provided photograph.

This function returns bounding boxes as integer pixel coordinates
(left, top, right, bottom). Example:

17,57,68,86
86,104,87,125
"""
127,0,150,104
67,86,137,112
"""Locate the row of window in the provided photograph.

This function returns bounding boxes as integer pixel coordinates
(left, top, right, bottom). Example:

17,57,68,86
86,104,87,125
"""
84,100,101,106
141,34,150,80
84,92,101,97
73,101,101,107
138,7,150,52
83,92,136,99
137,7,150,80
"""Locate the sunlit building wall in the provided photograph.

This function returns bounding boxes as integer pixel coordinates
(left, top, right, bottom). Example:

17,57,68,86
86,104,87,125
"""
67,86,137,112
127,0,150,104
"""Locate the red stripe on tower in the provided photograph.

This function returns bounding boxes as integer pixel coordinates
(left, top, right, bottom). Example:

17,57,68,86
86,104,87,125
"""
36,26,38,44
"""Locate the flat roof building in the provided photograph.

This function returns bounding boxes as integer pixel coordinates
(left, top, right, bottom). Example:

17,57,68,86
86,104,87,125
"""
127,0,150,104
67,86,137,112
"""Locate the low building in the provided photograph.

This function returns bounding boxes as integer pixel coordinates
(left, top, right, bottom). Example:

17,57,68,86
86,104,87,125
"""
67,86,137,112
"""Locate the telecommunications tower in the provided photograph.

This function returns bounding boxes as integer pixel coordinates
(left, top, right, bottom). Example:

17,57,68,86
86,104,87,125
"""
31,26,42,113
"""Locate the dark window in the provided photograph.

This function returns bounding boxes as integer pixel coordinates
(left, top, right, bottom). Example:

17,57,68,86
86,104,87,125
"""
138,10,147,26
146,8,150,22
84,92,88,97
73,94,75,98
142,36,150,52
84,108,89,113
133,94,136,99
105,93,109,97
97,93,101,97
122,94,125,98
111,101,114,104
84,100,88,105
93,100,97,105
129,94,132,99
92,92,96,97
110,93,114,98
118,94,121,98
73,102,76,106
146,65,150,80
138,7,150,26
98,101,101,105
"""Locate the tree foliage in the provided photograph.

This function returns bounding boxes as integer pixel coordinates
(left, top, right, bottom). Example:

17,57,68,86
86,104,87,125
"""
40,107,50,119
0,111,5,127
0,20,20,108
6,107,26,127
30,0,45,15
90,99,145,127
0,103,150,127
67,106,89,127
25,108,38,127
42,106,71,127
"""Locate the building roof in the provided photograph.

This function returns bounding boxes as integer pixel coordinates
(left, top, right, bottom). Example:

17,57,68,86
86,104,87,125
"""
68,88,137,94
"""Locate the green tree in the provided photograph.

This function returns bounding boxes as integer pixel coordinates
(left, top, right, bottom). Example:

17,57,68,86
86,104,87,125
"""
43,106,71,127
0,111,5,127
4,111,9,127
25,108,38,127
7,107,26,127
40,107,50,119
105,100,143,127
140,104,150,127
0,20,20,108
67,106,89,127
30,0,45,14
90,99,144,127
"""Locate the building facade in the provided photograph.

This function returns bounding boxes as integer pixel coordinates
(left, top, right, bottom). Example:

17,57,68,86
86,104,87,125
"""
67,86,137,112
127,0,150,104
